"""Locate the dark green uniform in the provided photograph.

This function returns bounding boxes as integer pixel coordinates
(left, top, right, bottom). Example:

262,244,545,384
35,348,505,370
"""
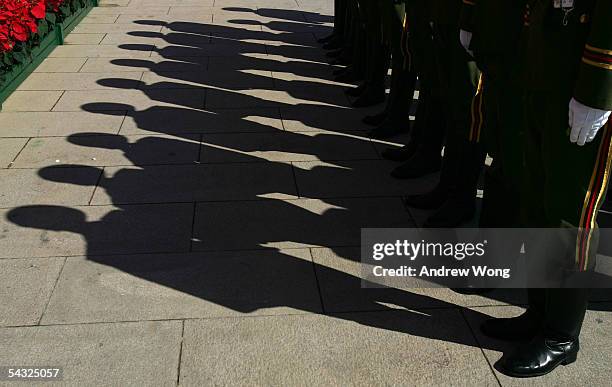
409,0,485,227
519,0,612,344
369,0,418,137
459,0,526,228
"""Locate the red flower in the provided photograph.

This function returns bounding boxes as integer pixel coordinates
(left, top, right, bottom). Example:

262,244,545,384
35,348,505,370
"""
30,1,46,18
0,0,69,53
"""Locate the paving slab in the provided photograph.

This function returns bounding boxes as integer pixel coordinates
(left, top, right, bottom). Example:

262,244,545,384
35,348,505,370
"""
119,107,283,135
0,167,100,208
280,105,373,133
464,305,612,385
99,32,168,45
1,91,64,112
0,138,28,167
12,134,200,168
206,87,346,109
0,112,125,138
79,14,120,23
52,89,206,111
311,247,526,314
34,58,88,73
140,69,274,89
0,203,193,258
293,159,439,199
156,41,268,57
199,131,377,163
0,321,182,386
79,56,209,73
114,14,212,23
64,33,106,45
89,6,171,15
192,197,413,251
72,23,164,33
17,72,144,91
42,248,321,324
49,44,154,58
0,257,65,326
90,162,298,204
179,312,497,386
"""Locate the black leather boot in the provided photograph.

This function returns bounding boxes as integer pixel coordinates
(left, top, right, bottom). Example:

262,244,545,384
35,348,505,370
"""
500,336,579,378
481,311,540,341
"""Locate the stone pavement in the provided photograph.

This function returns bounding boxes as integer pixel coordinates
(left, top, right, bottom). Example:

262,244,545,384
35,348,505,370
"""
0,0,611,385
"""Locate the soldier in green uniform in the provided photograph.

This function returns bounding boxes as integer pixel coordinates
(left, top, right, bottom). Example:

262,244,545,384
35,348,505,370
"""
366,0,418,139
474,0,612,378
346,0,389,107
389,0,485,228
380,0,446,178
458,0,527,229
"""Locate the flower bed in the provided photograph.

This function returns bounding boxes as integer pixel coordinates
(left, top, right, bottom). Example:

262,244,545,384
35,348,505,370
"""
0,0,98,109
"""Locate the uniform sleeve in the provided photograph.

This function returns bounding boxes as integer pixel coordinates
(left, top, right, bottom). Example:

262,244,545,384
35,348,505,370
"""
459,0,477,32
574,0,612,110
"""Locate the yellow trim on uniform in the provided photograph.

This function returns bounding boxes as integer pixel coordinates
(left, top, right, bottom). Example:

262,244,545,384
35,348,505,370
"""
582,57,612,70
585,44,612,56
583,124,612,270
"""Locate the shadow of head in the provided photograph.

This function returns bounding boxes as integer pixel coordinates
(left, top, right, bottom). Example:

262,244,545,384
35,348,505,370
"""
7,205,87,233
132,19,167,26
38,165,103,186
67,133,130,150
81,102,135,113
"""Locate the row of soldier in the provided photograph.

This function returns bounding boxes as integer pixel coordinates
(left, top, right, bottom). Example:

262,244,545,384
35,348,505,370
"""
319,0,611,378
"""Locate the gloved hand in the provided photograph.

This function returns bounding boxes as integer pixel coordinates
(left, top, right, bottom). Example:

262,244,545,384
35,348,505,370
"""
569,98,611,146
459,29,473,57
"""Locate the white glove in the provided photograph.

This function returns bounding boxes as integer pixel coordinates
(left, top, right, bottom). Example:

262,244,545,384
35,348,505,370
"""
568,98,611,146
459,29,473,57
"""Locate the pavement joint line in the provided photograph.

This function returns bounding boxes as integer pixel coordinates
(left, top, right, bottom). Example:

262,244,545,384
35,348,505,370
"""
290,162,301,198
175,320,185,387
0,306,482,331
77,57,89,72
117,109,129,134
49,90,66,112
308,247,327,314
88,166,106,205
37,257,68,326
5,137,31,169
2,156,384,170
458,308,503,386
0,194,414,211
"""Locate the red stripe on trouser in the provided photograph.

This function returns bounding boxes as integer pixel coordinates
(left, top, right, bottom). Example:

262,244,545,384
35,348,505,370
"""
578,123,612,270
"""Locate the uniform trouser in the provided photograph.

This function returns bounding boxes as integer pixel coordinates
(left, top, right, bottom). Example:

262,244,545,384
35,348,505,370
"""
408,23,445,156
381,0,417,122
478,77,524,227
362,1,389,89
334,0,347,36
522,91,612,340
431,22,485,199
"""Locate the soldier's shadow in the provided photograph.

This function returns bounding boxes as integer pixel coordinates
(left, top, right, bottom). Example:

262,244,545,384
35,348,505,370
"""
5,7,523,353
